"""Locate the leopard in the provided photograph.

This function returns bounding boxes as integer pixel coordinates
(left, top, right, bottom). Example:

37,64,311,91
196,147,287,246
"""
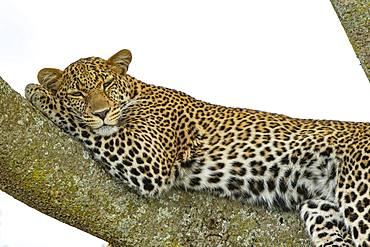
25,49,370,247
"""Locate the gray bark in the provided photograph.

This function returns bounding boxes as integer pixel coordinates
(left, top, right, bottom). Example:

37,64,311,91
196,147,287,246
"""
0,2,367,244
0,77,310,246
330,0,370,80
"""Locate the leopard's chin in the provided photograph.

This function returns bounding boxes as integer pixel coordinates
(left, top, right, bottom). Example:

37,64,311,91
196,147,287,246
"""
94,125,119,136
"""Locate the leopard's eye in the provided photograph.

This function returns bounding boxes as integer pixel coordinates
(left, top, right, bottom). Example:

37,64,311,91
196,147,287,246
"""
103,77,114,89
69,91,85,98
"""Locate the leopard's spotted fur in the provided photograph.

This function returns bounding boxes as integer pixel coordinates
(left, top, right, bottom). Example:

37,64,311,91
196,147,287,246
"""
26,50,370,247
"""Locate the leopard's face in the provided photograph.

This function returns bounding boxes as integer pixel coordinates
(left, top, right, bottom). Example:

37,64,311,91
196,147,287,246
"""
57,58,131,135
38,50,133,136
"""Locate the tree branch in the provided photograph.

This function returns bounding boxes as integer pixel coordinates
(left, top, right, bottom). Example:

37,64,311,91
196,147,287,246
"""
331,0,370,80
0,77,310,246
0,2,367,244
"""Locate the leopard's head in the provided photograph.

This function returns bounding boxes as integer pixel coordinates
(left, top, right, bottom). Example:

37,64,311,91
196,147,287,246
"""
38,49,133,136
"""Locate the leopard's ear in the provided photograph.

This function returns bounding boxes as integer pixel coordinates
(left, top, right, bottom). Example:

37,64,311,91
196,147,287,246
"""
108,49,132,75
37,68,63,93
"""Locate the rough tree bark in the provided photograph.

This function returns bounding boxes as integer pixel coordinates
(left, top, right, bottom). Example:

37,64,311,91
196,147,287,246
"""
330,0,370,80
0,77,310,246
0,2,367,246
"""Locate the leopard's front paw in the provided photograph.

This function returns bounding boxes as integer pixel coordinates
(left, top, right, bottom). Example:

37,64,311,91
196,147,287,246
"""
25,83,52,113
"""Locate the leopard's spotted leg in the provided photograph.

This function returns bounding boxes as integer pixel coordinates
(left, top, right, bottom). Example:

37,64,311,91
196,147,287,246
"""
25,83,90,142
338,187,370,247
342,202,370,247
300,199,354,247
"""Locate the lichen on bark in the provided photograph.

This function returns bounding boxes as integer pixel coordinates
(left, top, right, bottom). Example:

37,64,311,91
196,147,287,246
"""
0,2,367,244
0,76,311,246
330,0,370,80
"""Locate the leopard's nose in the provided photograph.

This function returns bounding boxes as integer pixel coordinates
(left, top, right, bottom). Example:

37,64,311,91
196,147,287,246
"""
93,109,109,119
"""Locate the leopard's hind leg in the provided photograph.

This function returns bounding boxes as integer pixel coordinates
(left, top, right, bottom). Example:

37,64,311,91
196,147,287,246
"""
338,181,370,247
300,199,354,247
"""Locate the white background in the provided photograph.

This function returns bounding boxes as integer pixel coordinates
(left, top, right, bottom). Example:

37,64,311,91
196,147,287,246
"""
0,0,368,246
